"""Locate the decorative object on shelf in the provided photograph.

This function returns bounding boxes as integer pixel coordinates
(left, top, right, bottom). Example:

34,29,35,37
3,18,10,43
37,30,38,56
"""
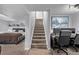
8,22,25,27
20,22,25,26
13,28,25,32
8,21,25,33
9,24,12,27
16,24,20,26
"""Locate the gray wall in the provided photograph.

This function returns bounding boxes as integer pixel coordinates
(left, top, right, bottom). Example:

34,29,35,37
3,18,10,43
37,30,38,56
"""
0,20,9,32
25,12,30,49
43,11,50,49
70,12,79,33
25,12,35,49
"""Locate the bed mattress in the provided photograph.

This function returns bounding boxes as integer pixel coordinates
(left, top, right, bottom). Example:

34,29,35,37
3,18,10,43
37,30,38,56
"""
0,33,24,44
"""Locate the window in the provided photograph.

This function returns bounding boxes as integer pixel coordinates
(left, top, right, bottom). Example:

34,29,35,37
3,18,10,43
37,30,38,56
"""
51,16,69,28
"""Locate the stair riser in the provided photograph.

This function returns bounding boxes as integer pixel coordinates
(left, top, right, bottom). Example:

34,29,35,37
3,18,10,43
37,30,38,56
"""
32,44,46,46
33,37,45,39
34,28,44,30
31,46,47,49
35,27,44,29
34,31,44,33
34,30,44,31
34,29,44,31
35,26,44,27
32,41,46,43
33,34,45,36
32,42,46,46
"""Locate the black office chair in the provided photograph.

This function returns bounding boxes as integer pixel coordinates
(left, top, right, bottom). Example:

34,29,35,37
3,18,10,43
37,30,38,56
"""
69,33,78,52
56,30,71,55
73,34,79,52
74,34,79,45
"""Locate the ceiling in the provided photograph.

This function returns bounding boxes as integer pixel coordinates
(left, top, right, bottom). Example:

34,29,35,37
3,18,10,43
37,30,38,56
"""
0,4,28,21
0,4,79,21
25,4,79,14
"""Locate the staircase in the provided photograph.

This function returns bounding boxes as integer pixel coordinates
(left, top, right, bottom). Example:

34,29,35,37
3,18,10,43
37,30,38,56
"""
31,19,47,49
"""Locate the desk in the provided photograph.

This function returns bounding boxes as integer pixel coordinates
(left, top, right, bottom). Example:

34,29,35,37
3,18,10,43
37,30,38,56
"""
52,33,76,39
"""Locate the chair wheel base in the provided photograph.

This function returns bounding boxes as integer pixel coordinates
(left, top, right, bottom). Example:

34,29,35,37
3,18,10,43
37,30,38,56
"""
57,49,68,55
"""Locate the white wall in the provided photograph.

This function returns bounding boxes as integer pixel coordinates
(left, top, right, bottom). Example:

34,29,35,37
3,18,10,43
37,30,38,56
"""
25,12,30,49
43,11,50,49
0,20,9,32
70,12,79,33
25,12,35,49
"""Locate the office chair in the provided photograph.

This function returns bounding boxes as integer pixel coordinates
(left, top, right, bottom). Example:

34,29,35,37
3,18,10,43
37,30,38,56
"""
73,34,79,52
56,30,71,55
69,33,78,52
74,34,79,45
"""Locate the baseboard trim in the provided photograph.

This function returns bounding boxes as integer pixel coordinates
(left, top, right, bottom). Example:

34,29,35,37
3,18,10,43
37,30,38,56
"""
25,48,30,50
47,48,51,50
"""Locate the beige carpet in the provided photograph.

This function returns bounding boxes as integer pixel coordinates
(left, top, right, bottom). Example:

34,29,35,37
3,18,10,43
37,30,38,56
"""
52,47,79,55
0,40,26,55
0,40,50,55
1,40,79,55
28,48,50,55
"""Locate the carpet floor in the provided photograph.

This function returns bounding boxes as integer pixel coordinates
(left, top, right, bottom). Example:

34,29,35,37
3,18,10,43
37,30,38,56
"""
52,47,79,55
0,40,25,55
28,48,50,55
1,40,79,55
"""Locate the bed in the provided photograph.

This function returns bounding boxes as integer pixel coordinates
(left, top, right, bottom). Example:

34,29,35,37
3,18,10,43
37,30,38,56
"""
0,32,25,44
